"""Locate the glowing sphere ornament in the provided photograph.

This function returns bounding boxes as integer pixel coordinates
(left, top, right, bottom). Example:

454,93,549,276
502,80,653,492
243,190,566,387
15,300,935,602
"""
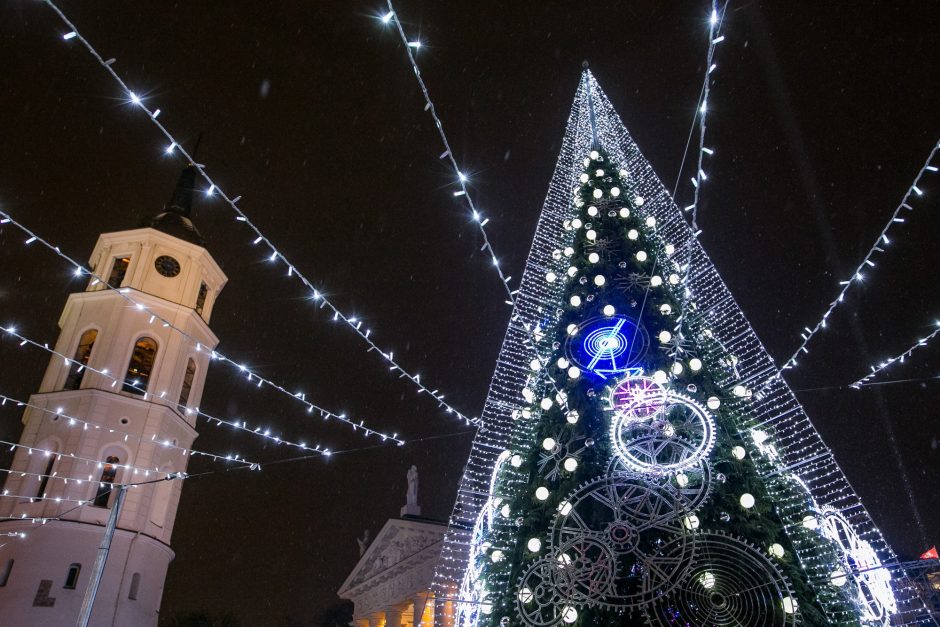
545,272,556,283
619,207,630,218
592,188,603,199
665,243,675,255
650,275,663,287
572,218,583,229
740,493,756,509
610,186,621,197
535,486,550,501
689,357,703,371
587,205,598,216
628,228,639,240
707,396,721,410
731,446,746,460
830,570,847,587
542,437,556,451
540,398,553,410
602,305,615,316
570,295,582,307
565,410,579,424
769,543,785,558
645,216,656,227
567,366,581,379
588,252,600,263
635,196,645,206
557,357,570,369
586,229,597,240
527,538,542,552
563,457,578,472
594,274,606,286
564,246,575,257
579,173,589,183
561,607,578,624
636,250,648,262
510,454,523,468
683,514,700,530
490,550,504,563
557,500,572,515
658,330,672,344
659,304,672,315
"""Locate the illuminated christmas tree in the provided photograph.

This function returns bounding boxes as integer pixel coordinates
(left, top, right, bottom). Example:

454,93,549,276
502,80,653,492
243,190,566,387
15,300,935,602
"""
431,71,924,626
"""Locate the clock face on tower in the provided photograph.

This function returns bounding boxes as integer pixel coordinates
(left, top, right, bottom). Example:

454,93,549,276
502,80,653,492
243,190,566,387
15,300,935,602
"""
154,255,181,278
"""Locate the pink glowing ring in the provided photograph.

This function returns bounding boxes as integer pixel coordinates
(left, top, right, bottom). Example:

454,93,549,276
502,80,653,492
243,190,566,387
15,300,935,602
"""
608,377,667,419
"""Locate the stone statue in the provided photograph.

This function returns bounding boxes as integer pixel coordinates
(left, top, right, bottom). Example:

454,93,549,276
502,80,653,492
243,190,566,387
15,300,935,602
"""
356,529,371,556
401,465,422,517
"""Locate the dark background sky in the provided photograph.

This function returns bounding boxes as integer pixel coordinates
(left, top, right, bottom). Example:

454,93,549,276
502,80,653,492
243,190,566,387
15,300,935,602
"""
1,1,939,624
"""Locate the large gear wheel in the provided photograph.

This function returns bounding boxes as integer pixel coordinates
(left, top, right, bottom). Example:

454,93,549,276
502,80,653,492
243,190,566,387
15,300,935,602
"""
548,473,694,611
610,392,716,474
644,531,798,626
517,558,569,627
606,456,714,513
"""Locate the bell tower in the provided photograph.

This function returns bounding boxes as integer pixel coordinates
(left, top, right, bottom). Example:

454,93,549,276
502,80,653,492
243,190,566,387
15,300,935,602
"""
0,165,227,626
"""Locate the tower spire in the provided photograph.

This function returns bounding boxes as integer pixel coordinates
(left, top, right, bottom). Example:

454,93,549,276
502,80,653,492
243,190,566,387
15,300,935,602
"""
147,134,205,245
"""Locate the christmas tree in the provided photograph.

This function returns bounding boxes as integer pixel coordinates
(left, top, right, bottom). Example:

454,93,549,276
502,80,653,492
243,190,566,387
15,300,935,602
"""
432,71,921,626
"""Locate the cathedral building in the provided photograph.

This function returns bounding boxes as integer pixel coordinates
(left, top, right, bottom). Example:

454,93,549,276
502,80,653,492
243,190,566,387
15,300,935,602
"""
0,165,226,626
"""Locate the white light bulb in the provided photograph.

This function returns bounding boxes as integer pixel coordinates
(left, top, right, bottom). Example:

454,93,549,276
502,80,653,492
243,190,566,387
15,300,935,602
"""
782,597,797,615
561,606,578,624
635,196,645,206
603,305,615,316
830,570,847,587
594,275,606,286
619,207,630,218
579,173,589,183
628,229,639,240
565,410,579,425
510,454,523,468
645,216,656,227
650,275,663,287
567,266,578,277
557,357,570,369
683,514,700,529
689,358,703,371
529,359,542,370
535,486,550,501
769,543,785,558
572,218,583,229
665,243,675,255
658,330,672,344
569,295,582,307
802,515,819,530
588,252,600,263
610,186,621,197
659,304,672,315
519,587,534,603
707,396,721,410
636,250,648,262
590,150,599,160
558,500,573,515
564,246,575,257
490,550,503,563
698,572,716,590
591,188,602,199
587,205,598,216
671,362,684,375
542,437,556,451
675,472,689,487
540,398,553,410
563,457,578,472
567,366,581,379
527,538,542,552
501,504,511,518
669,273,680,285
586,229,597,241
545,272,556,283
653,370,668,384
567,323,578,336
731,446,746,460
740,493,756,509
733,384,748,398
619,168,628,177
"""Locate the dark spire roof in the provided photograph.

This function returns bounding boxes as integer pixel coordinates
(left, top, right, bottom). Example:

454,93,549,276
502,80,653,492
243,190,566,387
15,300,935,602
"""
147,135,205,245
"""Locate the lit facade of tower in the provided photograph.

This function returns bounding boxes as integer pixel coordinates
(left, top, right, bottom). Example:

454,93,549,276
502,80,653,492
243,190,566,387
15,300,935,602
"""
0,166,226,626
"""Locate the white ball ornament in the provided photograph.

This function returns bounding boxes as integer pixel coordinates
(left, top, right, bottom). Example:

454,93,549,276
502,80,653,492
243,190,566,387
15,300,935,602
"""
540,398,553,410
733,384,748,398
645,216,656,227
510,454,523,468
557,500,573,515
603,305,615,316
594,275,606,286
658,330,672,344
587,205,598,216
545,272,556,283
552,249,562,260
561,607,578,624
634,196,645,206
668,273,681,285
707,396,721,410
567,266,578,277
699,572,716,590
595,169,604,177
570,295,582,307
782,597,797,615
610,187,621,197
567,323,578,336
636,250,648,262
529,358,542,370
619,207,630,218
588,252,600,263
564,246,575,257
521,409,532,419
740,493,756,509
675,472,689,487
769,543,785,558
565,410,579,424
731,446,746,460
592,188,603,199
542,437,556,451
802,515,819,530
491,550,504,563
665,243,675,255
519,587,534,603
557,357,570,369
563,457,578,472
671,362,684,375
501,504,511,518
650,275,663,287
535,486,550,501
527,538,542,553
830,570,847,587
567,366,581,379
653,370,668,384
627,229,639,240
571,218,583,229
659,304,672,315
590,150,599,160
689,358,703,371
683,514,700,530
619,168,628,177
579,173,589,183
586,229,597,241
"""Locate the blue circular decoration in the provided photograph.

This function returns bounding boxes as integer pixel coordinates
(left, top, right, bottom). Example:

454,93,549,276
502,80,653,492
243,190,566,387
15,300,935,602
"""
566,315,649,378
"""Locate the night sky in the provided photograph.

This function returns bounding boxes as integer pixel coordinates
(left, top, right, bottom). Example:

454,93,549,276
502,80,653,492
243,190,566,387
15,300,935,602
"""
1,1,939,624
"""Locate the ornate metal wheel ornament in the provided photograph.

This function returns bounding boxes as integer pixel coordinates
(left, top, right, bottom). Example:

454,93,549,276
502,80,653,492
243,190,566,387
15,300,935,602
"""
644,532,798,627
607,376,667,419
606,456,714,513
551,537,616,602
818,508,897,623
609,392,716,474
547,474,694,611
565,315,649,379
517,558,568,627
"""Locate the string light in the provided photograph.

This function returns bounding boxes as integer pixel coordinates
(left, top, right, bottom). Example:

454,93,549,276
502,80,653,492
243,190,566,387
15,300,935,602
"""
0,210,405,445
380,0,516,305
0,323,348,457
782,139,940,371
850,320,940,388
0,436,172,480
39,0,471,426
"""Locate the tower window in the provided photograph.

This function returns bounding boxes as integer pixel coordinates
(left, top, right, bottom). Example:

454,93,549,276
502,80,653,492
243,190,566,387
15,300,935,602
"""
64,329,98,390
36,452,57,499
195,282,208,316
128,572,141,600
123,337,158,394
93,456,120,508
177,358,197,411
0,559,12,587
64,563,81,589
108,256,131,287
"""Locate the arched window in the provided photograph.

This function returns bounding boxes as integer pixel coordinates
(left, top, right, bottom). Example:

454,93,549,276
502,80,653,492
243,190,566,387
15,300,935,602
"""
195,282,209,317
35,452,57,499
128,572,141,600
64,563,81,589
177,358,197,411
93,456,120,508
64,329,98,390
108,256,131,287
122,337,157,394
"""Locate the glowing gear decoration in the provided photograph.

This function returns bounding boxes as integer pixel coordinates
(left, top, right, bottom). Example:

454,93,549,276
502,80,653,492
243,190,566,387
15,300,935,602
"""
609,390,716,474
564,315,649,379
607,376,667,419
818,508,897,624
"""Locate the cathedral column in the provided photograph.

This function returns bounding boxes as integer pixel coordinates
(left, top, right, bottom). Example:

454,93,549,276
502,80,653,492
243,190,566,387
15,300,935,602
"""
413,592,431,626
385,604,406,627
367,611,384,627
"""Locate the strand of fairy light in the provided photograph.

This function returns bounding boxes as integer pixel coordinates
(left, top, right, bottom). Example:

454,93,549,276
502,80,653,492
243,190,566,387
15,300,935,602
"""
850,319,940,388
0,210,404,446
0,388,258,468
782,140,940,371
379,1,516,305
0,321,341,457
0,435,172,481
40,0,471,426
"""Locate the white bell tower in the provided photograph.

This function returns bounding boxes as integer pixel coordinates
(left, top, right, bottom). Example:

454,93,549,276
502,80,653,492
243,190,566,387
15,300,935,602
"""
0,165,227,626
